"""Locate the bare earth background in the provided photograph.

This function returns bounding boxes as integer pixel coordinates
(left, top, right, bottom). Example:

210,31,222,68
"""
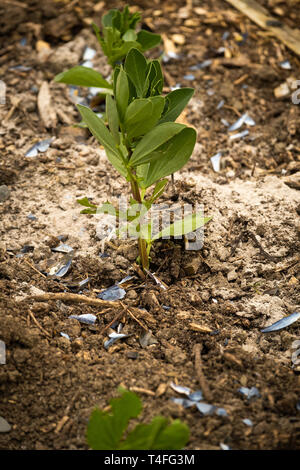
0,0,299,450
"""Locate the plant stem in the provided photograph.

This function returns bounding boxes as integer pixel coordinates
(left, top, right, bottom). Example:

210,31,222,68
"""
130,178,149,271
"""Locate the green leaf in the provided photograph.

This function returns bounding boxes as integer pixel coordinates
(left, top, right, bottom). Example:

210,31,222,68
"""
77,197,97,208
151,419,190,450
123,29,137,42
124,98,153,139
77,105,127,177
137,30,161,51
120,416,189,450
124,48,148,97
159,88,194,123
106,95,120,144
129,122,185,166
120,416,167,450
139,127,197,188
116,68,129,122
110,41,142,66
77,196,98,213
54,66,112,90
152,212,211,241
148,95,165,123
102,9,117,27
149,179,168,202
77,105,118,157
124,96,164,139
86,388,142,450
151,60,164,94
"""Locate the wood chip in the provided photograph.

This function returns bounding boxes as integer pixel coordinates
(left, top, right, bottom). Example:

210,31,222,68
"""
171,34,185,45
156,383,168,397
225,0,300,56
130,387,155,396
189,322,212,333
37,81,57,129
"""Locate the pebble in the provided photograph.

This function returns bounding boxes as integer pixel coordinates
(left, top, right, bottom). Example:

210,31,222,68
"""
183,258,202,275
0,416,11,433
227,269,238,282
0,185,10,202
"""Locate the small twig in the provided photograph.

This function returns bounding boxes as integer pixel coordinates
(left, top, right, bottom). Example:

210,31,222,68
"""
99,310,124,335
28,310,51,338
144,269,168,290
193,343,212,402
29,292,118,308
22,258,47,278
120,301,148,330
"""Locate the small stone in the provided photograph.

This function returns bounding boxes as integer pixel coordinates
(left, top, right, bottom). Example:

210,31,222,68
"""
0,416,11,433
227,269,238,282
71,337,83,352
183,257,202,275
274,82,290,99
127,351,139,360
0,185,10,202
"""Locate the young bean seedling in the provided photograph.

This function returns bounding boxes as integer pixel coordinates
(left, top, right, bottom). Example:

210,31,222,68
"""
54,5,161,95
77,48,211,271
87,387,189,450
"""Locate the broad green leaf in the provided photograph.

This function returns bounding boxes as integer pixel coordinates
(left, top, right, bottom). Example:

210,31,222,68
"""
87,409,120,450
124,96,164,139
152,212,211,241
106,95,120,144
120,416,189,450
86,388,142,451
120,416,167,450
159,88,194,123
137,30,161,51
139,127,197,188
148,95,165,123
105,147,128,177
124,99,153,139
124,48,148,97
116,68,129,121
77,105,118,158
77,105,127,176
151,419,190,450
54,66,112,89
129,122,185,166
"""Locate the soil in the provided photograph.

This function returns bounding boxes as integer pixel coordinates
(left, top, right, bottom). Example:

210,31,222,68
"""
0,0,300,451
